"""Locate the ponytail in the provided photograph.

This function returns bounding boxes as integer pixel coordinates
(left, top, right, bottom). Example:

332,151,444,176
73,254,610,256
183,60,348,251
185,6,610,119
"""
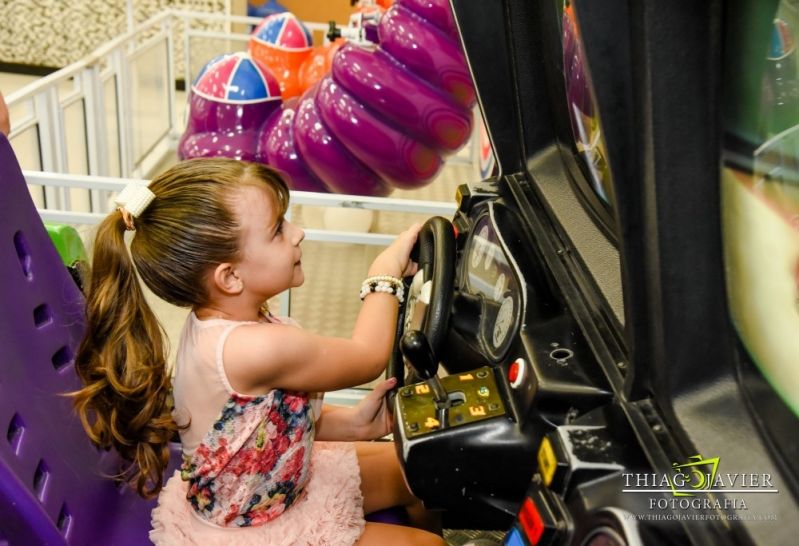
73,211,179,498
72,158,290,498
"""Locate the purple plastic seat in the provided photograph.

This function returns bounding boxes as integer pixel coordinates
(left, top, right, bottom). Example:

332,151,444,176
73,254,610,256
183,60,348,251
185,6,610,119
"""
0,134,180,545
365,506,411,526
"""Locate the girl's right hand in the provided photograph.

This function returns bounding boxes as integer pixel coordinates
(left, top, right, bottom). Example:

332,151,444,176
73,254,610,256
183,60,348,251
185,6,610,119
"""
368,222,423,278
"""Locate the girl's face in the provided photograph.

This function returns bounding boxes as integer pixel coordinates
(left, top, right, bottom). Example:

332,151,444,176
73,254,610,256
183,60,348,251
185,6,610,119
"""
232,185,305,300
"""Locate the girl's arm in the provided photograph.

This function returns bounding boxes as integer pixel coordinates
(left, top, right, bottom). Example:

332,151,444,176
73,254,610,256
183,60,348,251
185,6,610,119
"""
315,378,396,441
224,224,421,395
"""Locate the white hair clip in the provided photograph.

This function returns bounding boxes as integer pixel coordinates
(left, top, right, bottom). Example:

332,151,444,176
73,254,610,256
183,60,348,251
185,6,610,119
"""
114,181,155,230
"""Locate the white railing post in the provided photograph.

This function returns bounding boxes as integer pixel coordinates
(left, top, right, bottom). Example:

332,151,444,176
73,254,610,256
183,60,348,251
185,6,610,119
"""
183,12,192,97
111,47,135,178
165,16,180,143
224,0,232,34
33,88,67,209
80,65,109,212
126,0,135,34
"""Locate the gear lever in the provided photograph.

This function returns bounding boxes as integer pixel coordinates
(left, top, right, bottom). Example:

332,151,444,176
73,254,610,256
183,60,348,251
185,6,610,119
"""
400,330,449,409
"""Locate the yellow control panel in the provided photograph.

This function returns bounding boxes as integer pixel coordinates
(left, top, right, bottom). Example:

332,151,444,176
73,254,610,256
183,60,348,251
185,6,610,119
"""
397,366,506,439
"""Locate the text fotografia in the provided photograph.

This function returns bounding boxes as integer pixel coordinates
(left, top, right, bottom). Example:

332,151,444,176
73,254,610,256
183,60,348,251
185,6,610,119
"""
621,454,779,513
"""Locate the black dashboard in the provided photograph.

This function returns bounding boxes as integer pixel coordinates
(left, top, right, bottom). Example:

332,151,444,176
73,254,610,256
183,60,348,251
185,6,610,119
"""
460,204,524,361
393,181,615,527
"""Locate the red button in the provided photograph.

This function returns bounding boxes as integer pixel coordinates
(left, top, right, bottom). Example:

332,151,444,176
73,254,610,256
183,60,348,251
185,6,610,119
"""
519,498,544,544
509,358,526,388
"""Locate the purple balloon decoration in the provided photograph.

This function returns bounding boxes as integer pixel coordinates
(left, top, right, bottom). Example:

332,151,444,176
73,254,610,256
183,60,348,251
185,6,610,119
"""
316,76,442,189
178,52,282,162
256,101,330,192
377,4,475,109
179,0,476,196
294,84,391,196
332,46,472,152
397,0,460,41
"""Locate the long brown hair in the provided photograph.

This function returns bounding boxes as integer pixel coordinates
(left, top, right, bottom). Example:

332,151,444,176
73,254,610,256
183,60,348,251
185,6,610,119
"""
73,158,289,498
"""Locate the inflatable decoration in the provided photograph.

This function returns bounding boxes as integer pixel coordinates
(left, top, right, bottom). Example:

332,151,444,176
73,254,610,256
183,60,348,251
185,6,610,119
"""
179,0,476,197
249,12,314,99
247,0,287,19
298,38,346,94
178,52,282,163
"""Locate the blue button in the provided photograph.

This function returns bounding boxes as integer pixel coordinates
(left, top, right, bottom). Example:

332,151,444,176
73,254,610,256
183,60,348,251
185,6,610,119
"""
505,527,525,546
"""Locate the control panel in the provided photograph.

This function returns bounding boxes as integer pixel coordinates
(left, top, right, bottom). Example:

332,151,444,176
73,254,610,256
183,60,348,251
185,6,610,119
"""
396,366,506,439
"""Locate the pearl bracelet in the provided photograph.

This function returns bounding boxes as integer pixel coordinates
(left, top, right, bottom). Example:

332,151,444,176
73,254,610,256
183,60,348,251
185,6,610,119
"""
359,275,405,304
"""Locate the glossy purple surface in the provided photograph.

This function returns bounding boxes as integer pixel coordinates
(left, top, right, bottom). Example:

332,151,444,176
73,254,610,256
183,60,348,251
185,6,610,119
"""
317,77,442,189
180,130,259,161
293,85,391,196
397,0,459,40
179,0,476,196
257,103,330,192
332,45,472,152
179,93,281,161
0,135,181,545
378,5,476,109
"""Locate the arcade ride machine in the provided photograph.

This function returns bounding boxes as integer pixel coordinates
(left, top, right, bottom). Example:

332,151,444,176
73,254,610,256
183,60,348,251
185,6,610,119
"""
388,1,799,544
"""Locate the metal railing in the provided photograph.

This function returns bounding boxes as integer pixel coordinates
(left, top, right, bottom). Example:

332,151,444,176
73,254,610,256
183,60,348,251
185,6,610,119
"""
24,168,457,315
5,9,477,215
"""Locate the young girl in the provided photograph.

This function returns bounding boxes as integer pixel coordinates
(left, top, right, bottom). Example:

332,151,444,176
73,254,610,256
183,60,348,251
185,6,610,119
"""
73,158,445,545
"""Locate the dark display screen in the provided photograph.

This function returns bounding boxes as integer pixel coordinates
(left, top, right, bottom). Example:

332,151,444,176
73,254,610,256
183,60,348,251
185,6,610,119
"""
463,205,523,359
722,0,799,418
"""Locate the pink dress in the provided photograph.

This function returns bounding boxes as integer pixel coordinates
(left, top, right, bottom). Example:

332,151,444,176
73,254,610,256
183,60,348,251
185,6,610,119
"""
150,313,365,545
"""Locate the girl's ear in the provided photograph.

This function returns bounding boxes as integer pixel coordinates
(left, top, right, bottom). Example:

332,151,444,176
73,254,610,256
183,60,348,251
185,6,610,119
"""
213,262,243,295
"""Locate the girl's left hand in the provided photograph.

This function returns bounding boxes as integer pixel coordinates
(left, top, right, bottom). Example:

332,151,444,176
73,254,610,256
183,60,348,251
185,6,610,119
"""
351,377,397,440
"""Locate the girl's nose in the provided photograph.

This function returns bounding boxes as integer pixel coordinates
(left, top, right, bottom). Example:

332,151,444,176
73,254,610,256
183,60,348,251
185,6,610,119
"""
294,224,305,245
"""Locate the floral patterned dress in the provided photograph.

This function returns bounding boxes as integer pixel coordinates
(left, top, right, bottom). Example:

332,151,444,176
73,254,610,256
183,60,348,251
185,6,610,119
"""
182,389,314,527
150,313,365,546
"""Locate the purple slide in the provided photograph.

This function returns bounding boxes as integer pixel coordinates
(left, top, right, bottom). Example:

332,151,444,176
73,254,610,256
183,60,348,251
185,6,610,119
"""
178,0,476,196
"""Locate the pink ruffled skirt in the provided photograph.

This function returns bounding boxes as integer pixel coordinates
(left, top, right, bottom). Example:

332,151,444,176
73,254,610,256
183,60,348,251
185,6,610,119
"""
150,441,365,545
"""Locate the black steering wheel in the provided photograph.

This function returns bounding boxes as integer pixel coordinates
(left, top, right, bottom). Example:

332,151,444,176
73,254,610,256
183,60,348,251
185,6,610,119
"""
387,216,456,391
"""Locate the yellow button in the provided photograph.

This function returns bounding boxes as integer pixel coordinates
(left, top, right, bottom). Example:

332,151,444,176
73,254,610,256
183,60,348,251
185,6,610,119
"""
424,417,440,429
415,384,430,394
538,437,557,487
459,374,474,381
469,405,486,416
